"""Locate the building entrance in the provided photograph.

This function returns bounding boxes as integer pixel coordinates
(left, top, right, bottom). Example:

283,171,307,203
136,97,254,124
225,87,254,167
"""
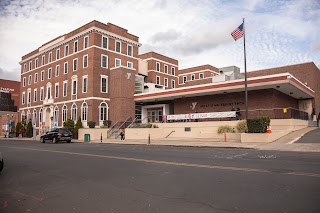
45,108,52,130
147,109,163,123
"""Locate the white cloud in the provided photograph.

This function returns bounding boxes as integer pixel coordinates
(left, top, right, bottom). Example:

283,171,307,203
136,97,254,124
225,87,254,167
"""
0,0,319,81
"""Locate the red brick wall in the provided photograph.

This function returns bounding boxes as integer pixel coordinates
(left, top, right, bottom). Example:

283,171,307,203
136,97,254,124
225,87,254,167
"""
0,79,20,108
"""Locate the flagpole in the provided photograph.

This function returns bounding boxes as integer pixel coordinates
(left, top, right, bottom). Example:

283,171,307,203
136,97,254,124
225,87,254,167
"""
243,18,248,120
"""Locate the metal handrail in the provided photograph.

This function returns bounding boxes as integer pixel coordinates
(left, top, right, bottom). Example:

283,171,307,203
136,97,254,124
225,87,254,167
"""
165,130,175,138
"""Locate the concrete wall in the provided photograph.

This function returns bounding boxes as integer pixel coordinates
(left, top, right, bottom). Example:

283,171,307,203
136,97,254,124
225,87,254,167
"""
78,128,109,141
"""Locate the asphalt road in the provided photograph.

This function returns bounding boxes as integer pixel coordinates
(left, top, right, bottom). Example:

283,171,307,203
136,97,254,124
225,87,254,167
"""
0,140,320,213
297,128,320,143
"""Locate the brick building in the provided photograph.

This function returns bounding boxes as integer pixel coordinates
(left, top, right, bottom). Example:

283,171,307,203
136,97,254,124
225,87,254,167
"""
19,20,320,134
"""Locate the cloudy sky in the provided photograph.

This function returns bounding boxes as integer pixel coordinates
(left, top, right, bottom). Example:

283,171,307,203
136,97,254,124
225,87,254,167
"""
0,0,319,81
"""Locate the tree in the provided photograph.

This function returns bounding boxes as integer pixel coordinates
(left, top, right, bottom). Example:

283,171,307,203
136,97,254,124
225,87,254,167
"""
15,122,23,137
26,119,33,137
63,118,75,135
74,116,83,139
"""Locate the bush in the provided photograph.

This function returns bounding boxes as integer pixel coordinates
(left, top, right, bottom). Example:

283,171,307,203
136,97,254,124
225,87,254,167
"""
26,120,33,137
256,116,270,132
74,116,83,139
218,125,235,134
236,120,247,133
15,122,23,137
88,121,96,128
103,120,111,127
63,118,75,133
247,118,265,133
130,123,154,128
152,124,159,128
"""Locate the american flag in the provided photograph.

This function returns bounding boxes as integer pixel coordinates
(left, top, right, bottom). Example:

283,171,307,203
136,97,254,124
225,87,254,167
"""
231,23,244,41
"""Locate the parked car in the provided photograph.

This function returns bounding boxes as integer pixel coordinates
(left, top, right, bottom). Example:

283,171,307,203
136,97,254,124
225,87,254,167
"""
0,152,3,172
40,128,72,143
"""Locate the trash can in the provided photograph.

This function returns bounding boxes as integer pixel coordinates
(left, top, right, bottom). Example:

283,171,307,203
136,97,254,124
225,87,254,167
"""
84,134,90,142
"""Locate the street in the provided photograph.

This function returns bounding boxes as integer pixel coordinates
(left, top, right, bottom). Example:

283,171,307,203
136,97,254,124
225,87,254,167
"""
0,140,320,213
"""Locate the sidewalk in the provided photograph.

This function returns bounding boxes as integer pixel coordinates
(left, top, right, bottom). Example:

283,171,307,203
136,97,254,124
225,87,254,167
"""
1,127,319,152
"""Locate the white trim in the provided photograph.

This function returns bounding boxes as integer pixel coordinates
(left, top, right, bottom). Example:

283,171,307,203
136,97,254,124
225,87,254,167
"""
199,73,204,79
40,86,44,101
84,35,89,49
64,62,68,74
64,44,69,57
48,68,52,79
28,75,32,85
72,77,77,96
83,54,88,68
115,40,121,53
142,57,178,67
48,52,52,63
164,78,168,88
19,97,111,110
73,58,78,71
127,44,133,56
63,80,68,97
74,40,78,53
55,82,59,98
127,61,133,68
110,65,136,71
156,76,160,85
183,76,187,83
56,48,60,60
115,58,121,67
156,62,160,72
82,75,88,93
164,64,168,74
148,70,179,78
178,69,219,76
191,74,195,81
33,88,37,102
35,58,38,68
22,91,25,105
55,65,60,77
41,70,45,81
81,102,88,121
101,54,108,68
41,55,45,66
171,67,175,75
102,36,108,49
100,75,108,93
23,77,26,87
172,79,176,88
34,72,38,83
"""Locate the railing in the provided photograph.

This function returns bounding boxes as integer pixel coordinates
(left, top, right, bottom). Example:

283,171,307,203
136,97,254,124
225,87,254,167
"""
165,130,175,138
107,117,133,139
107,121,121,138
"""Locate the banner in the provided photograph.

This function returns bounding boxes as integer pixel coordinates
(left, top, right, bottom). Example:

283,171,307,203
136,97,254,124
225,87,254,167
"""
166,111,236,121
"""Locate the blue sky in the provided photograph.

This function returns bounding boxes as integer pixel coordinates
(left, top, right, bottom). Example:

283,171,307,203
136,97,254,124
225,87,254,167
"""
0,0,319,81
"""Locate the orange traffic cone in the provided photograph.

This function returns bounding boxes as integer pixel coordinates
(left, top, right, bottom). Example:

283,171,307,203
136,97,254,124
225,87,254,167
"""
266,126,272,133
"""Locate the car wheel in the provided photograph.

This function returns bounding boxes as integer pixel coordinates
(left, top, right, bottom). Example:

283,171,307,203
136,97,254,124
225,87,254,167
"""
67,140,71,143
52,137,57,143
40,137,45,143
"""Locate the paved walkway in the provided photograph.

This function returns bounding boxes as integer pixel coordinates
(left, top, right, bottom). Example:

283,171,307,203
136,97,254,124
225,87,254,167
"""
1,127,319,152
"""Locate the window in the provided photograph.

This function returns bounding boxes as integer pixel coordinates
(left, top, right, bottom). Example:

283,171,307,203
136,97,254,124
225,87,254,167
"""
63,81,67,97
164,65,168,74
172,80,175,88
156,62,160,71
73,58,78,71
82,76,88,93
74,41,78,53
101,55,108,68
191,74,195,81
127,45,133,56
156,76,160,85
81,102,88,121
84,36,89,48
42,55,45,65
47,85,51,99
35,58,38,68
115,41,121,53
39,108,43,124
48,68,52,79
41,70,44,81
171,67,175,75
34,89,37,102
28,75,32,85
64,62,68,74
27,90,31,103
62,105,67,123
183,76,187,83
54,106,59,123
29,61,32,71
164,78,168,88
22,92,25,105
26,110,31,122
83,55,88,68
23,77,26,87
34,73,38,83
71,104,77,122
102,36,108,49
40,87,44,101
101,76,108,93
115,58,121,67
99,102,108,122
56,49,60,60
23,64,26,73
64,45,69,56
32,109,37,125
55,65,60,77
48,52,52,63
199,73,204,79
55,83,59,98
72,79,77,95
127,61,133,68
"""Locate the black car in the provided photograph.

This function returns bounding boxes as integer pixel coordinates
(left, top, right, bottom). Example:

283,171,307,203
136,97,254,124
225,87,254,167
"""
40,128,72,143
0,152,3,172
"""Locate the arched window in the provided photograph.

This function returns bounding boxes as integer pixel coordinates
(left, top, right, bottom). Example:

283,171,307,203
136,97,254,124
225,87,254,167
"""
54,106,59,123
71,104,77,122
33,109,37,126
99,102,108,125
26,110,31,123
21,111,25,122
39,108,43,124
81,102,88,121
62,105,67,123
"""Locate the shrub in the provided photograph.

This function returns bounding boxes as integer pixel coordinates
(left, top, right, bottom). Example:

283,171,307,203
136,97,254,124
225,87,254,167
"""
88,121,96,128
152,124,159,128
247,118,265,133
15,122,23,137
130,123,154,128
103,120,111,127
218,125,235,134
26,120,33,137
256,116,270,132
236,120,247,133
64,118,75,133
74,116,83,139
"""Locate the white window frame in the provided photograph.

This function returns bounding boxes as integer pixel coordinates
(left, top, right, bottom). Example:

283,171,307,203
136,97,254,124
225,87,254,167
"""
23,77,26,87
164,64,168,74
33,89,37,102
34,73,38,83
83,54,88,68
72,78,77,95
71,104,77,122
48,68,52,79
23,64,26,73
62,105,67,123
74,40,78,53
54,106,59,123
39,108,43,124
27,89,31,103
35,58,38,68
127,61,133,68
191,74,195,81
73,58,78,71
46,84,52,100
172,79,175,88
101,75,108,93
41,55,45,65
82,75,88,93
183,76,187,83
115,58,121,67
64,44,69,56
55,83,59,98
29,61,32,71
41,70,44,81
64,62,68,74
99,102,108,124
48,52,52,63
171,67,175,75
28,75,32,85
164,78,168,88
40,87,44,101
156,76,160,85
81,102,88,121
101,55,108,68
115,40,121,53
102,36,108,49
63,81,68,97
22,92,25,105
56,48,60,60
156,62,160,71
84,36,89,49
127,45,133,56
55,65,60,77
199,73,204,79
